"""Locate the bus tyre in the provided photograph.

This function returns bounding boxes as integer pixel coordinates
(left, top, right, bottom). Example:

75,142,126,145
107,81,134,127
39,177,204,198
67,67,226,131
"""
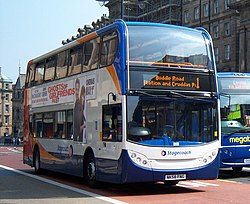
85,154,98,188
34,148,41,175
232,167,243,173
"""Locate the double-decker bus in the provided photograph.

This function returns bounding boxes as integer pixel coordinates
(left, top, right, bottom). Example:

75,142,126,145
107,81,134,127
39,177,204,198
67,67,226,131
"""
23,20,220,187
218,72,250,172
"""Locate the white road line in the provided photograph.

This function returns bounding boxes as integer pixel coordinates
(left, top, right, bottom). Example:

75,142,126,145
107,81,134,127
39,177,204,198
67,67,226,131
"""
7,147,20,153
177,180,219,188
0,164,128,204
191,181,220,187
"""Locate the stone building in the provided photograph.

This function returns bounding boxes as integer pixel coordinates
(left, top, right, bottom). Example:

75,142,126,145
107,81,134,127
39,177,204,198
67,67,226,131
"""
105,0,250,73
181,0,249,72
12,74,25,139
229,0,250,73
0,68,13,137
106,0,182,24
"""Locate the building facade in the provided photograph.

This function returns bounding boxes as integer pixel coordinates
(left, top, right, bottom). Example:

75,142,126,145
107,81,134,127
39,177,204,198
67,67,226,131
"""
181,0,249,72
106,0,182,24
12,74,25,139
105,0,250,73
0,68,13,137
229,0,250,73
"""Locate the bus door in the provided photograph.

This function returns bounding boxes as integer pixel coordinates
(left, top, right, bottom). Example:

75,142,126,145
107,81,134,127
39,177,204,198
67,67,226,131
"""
100,103,123,160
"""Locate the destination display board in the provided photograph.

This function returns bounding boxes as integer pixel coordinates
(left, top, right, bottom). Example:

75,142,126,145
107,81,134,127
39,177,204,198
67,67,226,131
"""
219,77,250,94
130,71,214,92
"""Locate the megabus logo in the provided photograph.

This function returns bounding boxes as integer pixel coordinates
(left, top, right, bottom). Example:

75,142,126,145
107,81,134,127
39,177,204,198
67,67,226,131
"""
229,136,250,144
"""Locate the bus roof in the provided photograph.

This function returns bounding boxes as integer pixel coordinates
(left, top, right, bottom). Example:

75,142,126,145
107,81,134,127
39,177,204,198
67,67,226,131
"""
28,20,210,66
217,72,250,77
126,21,203,32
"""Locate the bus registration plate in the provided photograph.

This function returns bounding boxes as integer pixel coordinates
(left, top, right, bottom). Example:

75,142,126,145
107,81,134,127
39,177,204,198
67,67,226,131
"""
244,158,250,163
165,174,186,180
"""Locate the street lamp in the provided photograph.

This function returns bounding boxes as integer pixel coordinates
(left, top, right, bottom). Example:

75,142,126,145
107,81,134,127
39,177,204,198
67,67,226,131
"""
0,66,5,136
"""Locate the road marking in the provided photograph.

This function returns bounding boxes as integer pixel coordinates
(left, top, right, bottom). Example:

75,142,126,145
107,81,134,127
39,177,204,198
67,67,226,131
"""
217,179,240,184
177,180,219,188
0,164,128,204
7,147,20,153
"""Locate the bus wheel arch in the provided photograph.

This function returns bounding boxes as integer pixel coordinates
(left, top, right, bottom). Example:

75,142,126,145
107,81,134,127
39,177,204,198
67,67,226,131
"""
83,147,98,187
33,145,41,174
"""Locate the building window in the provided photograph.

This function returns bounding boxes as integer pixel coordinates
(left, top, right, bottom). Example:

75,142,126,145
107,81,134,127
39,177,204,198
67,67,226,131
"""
203,3,209,17
5,104,9,113
224,22,231,36
225,0,231,10
224,44,231,60
16,108,20,120
194,7,200,20
5,94,9,102
5,84,9,90
213,25,219,38
5,116,9,125
184,10,189,23
214,47,219,63
213,0,219,14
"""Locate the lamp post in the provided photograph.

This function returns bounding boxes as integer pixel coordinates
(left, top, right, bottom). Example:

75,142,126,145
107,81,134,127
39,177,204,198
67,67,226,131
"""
0,67,4,137
121,0,124,19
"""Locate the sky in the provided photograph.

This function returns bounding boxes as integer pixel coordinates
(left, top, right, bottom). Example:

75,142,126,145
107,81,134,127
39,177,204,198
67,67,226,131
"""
0,0,108,83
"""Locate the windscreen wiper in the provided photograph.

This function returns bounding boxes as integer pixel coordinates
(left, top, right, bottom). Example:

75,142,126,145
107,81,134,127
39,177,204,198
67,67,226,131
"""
228,128,250,136
169,91,213,102
130,90,175,100
130,90,213,102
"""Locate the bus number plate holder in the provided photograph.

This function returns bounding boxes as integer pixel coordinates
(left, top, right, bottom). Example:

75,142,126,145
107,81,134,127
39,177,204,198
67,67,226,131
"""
165,174,186,180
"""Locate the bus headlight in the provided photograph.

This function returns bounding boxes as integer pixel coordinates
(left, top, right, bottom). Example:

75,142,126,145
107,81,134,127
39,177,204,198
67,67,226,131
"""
128,150,151,168
202,150,217,165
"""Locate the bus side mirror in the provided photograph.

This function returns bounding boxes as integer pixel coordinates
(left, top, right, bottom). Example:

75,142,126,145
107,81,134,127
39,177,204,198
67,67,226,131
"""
108,92,116,105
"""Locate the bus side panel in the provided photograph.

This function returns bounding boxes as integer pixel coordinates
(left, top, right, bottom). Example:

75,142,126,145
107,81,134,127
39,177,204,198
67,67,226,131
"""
96,158,122,183
32,139,85,177
220,133,250,167
95,150,154,184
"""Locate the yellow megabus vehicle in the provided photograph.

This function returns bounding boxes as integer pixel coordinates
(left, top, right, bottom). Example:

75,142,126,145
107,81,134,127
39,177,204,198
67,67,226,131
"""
23,20,220,187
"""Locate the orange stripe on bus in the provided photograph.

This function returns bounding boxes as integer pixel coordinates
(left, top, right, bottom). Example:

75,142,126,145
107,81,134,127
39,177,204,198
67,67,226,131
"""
76,32,98,44
107,65,121,94
37,141,62,162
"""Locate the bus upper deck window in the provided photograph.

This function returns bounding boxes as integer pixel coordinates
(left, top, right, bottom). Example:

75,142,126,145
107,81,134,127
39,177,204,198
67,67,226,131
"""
34,62,45,85
56,51,68,79
27,64,35,87
83,38,100,71
100,31,118,67
44,57,56,81
68,45,82,76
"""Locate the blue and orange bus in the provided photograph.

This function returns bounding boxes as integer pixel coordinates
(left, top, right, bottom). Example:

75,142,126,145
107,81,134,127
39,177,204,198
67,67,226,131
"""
218,72,250,172
23,20,220,187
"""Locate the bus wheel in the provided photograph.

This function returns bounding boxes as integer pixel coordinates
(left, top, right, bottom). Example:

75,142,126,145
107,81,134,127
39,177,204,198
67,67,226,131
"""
232,167,243,173
34,148,41,174
85,154,98,188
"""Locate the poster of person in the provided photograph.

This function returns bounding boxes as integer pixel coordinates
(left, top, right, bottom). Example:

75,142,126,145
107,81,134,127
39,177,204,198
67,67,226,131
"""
73,73,96,143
